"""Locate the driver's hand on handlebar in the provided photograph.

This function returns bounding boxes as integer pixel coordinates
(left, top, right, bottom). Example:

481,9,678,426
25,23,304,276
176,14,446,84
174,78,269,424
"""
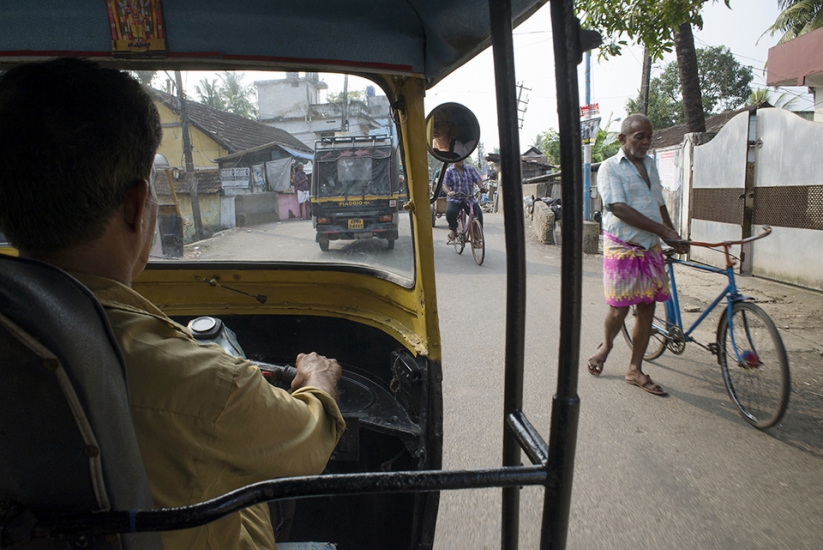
291,352,342,400
447,190,456,198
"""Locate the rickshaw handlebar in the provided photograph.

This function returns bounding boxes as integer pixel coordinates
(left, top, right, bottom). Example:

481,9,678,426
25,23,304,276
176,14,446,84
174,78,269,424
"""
254,362,298,385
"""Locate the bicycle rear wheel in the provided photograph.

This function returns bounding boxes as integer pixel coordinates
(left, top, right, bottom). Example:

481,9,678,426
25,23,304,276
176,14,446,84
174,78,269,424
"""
717,302,790,429
470,218,484,265
621,305,668,361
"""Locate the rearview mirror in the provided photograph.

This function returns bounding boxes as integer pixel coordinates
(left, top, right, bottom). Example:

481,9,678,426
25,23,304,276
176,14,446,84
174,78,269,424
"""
426,103,480,163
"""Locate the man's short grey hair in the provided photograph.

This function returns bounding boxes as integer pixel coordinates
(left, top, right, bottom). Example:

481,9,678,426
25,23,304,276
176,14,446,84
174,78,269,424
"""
621,113,652,135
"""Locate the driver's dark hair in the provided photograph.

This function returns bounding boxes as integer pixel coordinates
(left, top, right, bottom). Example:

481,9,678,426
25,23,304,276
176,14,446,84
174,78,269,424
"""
0,58,162,255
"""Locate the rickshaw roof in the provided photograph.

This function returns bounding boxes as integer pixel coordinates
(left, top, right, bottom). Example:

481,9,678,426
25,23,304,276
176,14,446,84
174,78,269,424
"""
0,0,548,87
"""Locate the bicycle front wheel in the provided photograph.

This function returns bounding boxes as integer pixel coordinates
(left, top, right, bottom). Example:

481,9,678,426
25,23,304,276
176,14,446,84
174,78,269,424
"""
622,305,668,361
717,302,790,429
453,232,465,254
470,218,484,265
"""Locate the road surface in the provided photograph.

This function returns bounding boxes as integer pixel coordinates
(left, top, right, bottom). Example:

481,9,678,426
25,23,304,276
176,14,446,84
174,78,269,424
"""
432,212,823,550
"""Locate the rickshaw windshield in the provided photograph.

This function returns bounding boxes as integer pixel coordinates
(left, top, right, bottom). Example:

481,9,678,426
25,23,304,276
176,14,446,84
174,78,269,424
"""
148,70,413,283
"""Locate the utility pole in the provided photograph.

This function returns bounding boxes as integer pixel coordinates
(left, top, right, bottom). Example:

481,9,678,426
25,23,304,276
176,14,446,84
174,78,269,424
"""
174,70,204,241
342,74,349,133
515,82,530,129
639,48,652,115
582,52,592,221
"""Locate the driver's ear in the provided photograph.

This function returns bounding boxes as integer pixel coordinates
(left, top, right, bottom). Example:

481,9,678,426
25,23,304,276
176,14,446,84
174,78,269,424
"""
122,179,150,231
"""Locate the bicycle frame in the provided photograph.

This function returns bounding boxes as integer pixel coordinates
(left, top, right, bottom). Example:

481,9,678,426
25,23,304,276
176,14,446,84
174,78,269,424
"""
662,258,743,348
656,226,773,360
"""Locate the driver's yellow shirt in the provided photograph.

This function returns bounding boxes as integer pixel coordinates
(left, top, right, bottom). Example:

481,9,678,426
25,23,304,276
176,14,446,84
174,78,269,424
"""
71,272,346,550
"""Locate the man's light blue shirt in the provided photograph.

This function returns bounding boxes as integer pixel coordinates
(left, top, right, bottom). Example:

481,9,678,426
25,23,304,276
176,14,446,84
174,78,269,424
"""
597,147,666,250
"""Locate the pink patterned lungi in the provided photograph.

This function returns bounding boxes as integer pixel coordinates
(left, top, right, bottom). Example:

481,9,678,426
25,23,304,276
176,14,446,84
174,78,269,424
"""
602,232,670,307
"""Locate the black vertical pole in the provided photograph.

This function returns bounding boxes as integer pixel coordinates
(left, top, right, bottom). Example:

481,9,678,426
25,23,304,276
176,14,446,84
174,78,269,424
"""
488,1,526,549
541,1,590,548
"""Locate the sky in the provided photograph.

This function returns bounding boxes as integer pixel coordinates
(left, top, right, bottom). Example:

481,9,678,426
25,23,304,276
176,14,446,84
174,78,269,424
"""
425,0,814,152
174,1,813,154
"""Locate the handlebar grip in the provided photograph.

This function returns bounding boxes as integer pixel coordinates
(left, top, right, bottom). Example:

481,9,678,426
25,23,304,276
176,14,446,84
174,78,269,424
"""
255,362,298,385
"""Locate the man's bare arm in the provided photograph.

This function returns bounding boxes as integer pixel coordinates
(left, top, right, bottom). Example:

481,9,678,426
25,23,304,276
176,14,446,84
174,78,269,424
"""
609,202,687,253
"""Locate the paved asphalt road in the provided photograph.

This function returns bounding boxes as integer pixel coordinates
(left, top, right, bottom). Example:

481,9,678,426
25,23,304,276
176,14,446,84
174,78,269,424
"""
431,212,823,550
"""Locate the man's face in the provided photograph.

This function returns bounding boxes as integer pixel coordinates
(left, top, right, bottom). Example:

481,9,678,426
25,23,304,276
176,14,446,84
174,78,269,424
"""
619,120,653,160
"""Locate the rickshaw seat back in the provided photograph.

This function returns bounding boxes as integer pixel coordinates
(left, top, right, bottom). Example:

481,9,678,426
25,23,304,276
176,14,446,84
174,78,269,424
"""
0,255,162,550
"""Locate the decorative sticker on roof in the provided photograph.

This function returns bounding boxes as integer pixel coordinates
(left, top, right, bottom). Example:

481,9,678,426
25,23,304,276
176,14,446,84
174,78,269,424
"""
105,0,167,59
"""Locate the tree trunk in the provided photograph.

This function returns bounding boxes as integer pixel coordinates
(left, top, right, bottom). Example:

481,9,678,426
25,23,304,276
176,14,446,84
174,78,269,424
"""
639,48,652,115
674,22,706,132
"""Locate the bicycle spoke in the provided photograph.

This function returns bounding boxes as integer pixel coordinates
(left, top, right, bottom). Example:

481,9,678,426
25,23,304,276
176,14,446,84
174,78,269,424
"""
719,303,790,429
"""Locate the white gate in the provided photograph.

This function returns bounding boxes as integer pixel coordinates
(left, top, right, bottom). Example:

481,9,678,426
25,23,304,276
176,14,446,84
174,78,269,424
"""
751,109,823,291
689,112,751,268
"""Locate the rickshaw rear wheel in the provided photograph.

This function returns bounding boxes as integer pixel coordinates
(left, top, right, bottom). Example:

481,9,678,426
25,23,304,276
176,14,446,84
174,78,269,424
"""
431,204,437,227
387,239,395,250
319,239,330,252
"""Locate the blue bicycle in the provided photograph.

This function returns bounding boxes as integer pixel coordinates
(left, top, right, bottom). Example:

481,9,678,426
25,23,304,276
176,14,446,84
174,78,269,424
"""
622,226,790,429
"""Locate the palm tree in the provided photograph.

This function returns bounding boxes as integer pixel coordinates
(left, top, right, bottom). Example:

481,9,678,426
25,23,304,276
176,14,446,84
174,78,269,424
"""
765,0,823,43
745,88,800,109
219,72,257,119
130,70,157,86
195,78,226,110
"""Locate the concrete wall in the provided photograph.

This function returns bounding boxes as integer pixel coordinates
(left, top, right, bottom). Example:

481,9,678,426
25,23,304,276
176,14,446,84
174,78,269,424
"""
690,112,749,267
234,192,280,226
154,102,228,169
256,77,319,120
164,193,222,243
751,108,823,291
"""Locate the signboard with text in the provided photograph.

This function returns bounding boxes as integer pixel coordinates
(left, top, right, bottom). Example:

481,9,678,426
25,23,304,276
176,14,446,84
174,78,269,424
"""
221,167,251,189
580,103,599,118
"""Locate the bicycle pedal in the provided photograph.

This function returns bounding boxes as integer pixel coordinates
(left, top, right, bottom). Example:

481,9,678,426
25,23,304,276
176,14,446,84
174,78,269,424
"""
708,343,719,355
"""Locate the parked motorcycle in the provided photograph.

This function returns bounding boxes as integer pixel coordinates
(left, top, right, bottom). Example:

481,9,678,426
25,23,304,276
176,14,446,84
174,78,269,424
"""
523,195,562,223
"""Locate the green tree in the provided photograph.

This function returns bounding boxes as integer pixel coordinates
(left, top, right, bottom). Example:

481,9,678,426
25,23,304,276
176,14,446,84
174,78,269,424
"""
533,129,561,165
194,72,257,119
626,46,753,129
218,72,257,119
327,90,364,104
764,0,823,43
534,118,621,164
745,87,801,109
195,78,225,110
129,70,157,86
576,0,732,133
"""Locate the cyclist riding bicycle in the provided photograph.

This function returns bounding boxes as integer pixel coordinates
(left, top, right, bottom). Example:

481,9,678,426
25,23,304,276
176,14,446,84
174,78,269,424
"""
443,160,487,243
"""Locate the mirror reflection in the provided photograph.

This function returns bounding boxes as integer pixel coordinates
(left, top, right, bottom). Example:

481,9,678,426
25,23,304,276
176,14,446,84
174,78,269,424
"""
426,103,480,162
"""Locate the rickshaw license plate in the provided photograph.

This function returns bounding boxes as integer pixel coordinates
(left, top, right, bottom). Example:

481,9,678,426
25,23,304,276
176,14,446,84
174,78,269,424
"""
348,219,364,229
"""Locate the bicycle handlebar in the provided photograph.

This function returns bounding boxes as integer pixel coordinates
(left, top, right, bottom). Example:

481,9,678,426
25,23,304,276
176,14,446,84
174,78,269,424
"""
663,225,772,267
674,225,772,249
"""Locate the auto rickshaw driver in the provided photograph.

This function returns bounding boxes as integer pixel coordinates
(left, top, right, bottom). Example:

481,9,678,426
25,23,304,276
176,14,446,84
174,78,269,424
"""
0,58,346,550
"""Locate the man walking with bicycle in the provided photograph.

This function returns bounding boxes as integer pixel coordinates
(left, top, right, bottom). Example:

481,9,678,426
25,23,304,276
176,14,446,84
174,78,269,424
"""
443,160,487,243
587,114,688,396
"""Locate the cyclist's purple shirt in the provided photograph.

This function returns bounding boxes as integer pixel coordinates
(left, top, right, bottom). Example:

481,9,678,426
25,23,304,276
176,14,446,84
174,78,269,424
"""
443,163,482,204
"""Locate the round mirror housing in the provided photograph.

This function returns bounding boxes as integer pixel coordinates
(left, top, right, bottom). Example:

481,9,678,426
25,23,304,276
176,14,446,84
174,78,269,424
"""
426,103,480,163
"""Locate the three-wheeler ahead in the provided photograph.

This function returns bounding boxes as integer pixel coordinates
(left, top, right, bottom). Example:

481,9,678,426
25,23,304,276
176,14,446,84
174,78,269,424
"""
311,135,402,251
0,1,596,548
